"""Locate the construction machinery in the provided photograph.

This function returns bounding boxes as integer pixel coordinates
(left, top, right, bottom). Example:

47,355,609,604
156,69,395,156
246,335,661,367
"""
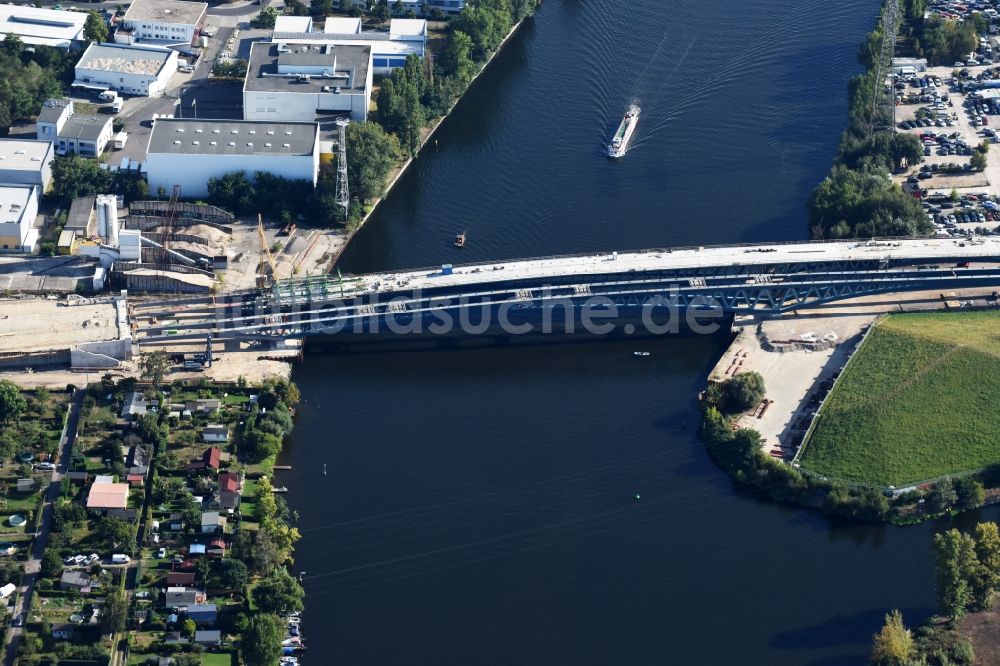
257,214,277,288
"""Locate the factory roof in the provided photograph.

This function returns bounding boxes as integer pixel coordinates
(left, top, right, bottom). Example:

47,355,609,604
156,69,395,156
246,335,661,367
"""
60,115,112,142
147,119,318,157
322,16,361,34
0,5,86,48
123,0,207,26
389,18,427,40
0,139,52,173
76,42,175,78
244,41,370,93
0,186,35,227
274,15,312,32
37,98,72,125
66,195,96,233
271,32,421,58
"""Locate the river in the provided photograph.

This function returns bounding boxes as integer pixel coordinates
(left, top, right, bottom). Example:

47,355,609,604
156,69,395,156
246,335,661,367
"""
278,1,1000,664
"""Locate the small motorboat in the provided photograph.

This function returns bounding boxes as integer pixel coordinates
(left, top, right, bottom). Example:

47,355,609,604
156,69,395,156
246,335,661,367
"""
633,351,650,357
453,231,467,248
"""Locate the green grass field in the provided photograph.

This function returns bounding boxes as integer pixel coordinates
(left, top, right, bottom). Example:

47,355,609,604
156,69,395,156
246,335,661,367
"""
800,310,1000,486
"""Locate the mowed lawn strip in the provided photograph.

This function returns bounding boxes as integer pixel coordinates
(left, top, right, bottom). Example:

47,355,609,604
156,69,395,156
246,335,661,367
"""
800,310,1000,486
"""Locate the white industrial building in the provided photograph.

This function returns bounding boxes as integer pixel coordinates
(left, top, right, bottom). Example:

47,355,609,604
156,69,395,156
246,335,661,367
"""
274,15,313,33
36,99,114,157
0,185,39,252
74,43,178,97
346,0,464,14
0,139,54,191
117,0,207,46
243,41,372,122
272,18,426,74
0,5,87,49
144,119,320,198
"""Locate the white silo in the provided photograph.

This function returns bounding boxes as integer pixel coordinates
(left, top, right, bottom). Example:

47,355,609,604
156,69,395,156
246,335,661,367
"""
96,195,119,247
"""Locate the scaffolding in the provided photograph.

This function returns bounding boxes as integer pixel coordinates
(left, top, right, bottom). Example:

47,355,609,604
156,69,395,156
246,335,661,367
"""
335,119,350,224
870,0,900,135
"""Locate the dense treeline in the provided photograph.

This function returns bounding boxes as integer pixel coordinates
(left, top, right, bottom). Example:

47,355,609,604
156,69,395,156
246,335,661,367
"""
807,1,930,239
0,35,75,130
699,373,986,523
912,15,984,66
51,155,149,201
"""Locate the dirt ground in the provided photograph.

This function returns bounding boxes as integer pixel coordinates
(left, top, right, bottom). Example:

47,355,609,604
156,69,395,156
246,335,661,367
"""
0,298,120,354
959,598,1000,665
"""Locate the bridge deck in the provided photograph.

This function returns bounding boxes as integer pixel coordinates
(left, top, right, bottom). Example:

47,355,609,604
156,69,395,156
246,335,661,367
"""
345,238,1000,293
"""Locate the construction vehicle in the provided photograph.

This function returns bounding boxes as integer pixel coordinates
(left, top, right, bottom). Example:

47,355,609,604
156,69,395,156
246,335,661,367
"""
257,214,277,288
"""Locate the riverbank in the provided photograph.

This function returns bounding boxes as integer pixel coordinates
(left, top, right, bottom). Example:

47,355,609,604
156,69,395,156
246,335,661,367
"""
700,286,1000,523
328,11,537,267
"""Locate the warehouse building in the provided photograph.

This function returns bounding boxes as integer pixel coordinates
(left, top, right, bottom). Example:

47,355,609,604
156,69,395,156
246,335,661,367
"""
0,5,87,49
273,18,426,74
74,42,178,97
36,99,114,157
243,41,372,122
117,0,207,46
0,139,54,191
144,119,320,198
0,185,39,252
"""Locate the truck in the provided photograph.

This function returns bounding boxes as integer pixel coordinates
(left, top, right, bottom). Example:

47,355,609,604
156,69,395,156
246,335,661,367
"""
111,554,130,564
111,98,123,113
99,90,118,102
113,131,127,150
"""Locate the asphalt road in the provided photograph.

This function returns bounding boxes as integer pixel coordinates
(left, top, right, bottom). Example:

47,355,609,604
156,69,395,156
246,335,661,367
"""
3,390,84,666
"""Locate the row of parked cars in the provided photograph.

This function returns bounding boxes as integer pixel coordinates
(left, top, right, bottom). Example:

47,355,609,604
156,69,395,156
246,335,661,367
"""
63,553,99,567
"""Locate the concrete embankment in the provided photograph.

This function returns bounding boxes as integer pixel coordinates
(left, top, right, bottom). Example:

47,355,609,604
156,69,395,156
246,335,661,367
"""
329,15,535,268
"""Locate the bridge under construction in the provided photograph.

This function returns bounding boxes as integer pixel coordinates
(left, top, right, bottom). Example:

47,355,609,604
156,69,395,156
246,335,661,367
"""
131,237,1000,344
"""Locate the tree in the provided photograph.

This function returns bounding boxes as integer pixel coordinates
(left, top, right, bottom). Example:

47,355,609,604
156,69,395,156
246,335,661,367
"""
933,528,980,618
232,529,281,576
1,34,23,58
0,381,27,424
40,549,62,577
50,156,114,201
181,618,197,638
722,372,765,413
955,477,985,511
251,5,278,28
971,149,988,171
97,515,136,553
871,609,914,666
444,30,475,83
346,121,399,203
138,351,169,387
251,568,304,615
928,477,958,514
216,558,249,589
242,614,285,666
101,590,128,634
84,11,109,42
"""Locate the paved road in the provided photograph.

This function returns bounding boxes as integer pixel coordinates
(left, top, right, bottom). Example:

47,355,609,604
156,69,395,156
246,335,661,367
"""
2,390,84,666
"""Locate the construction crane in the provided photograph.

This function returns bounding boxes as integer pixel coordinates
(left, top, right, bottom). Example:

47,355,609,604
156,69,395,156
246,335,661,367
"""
257,214,277,289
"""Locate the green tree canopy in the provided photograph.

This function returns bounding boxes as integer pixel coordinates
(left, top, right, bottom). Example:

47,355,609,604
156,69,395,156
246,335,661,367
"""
251,6,278,28
84,11,109,42
346,121,399,204
722,372,765,414
871,609,914,666
251,567,305,615
101,590,128,634
0,381,27,424
933,528,980,618
242,613,285,666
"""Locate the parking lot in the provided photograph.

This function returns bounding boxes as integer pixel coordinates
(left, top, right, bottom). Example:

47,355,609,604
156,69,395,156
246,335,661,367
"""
894,61,1000,237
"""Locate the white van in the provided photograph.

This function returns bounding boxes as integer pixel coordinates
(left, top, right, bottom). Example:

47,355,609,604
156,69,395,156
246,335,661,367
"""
99,90,118,102
111,554,130,564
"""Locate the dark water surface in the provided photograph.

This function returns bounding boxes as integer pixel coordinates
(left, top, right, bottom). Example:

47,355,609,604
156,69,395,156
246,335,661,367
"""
279,1,1000,664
